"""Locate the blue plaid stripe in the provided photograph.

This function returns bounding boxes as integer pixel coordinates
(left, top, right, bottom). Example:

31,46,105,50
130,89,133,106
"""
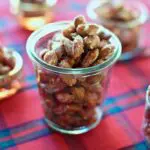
120,140,150,150
0,128,52,149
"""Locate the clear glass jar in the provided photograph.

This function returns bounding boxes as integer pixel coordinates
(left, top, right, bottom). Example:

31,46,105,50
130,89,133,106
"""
0,48,23,100
10,0,57,31
143,86,150,142
86,0,148,61
26,21,121,134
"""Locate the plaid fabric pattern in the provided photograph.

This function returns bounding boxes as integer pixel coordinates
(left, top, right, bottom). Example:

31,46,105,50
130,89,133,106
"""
0,0,150,149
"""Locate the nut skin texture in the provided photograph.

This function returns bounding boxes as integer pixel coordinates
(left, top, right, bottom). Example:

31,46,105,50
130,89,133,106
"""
47,40,65,59
63,37,73,57
76,24,99,37
53,105,68,115
76,24,87,37
74,15,86,28
87,24,100,35
84,35,101,50
63,25,76,39
71,87,85,102
86,74,105,84
55,92,74,104
63,35,84,59
93,59,104,66
72,35,84,58
99,32,111,41
43,50,58,65
60,74,77,87
81,48,99,67
59,59,72,68
99,44,114,60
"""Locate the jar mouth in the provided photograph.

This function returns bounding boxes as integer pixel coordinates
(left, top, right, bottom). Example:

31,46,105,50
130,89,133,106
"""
86,0,149,28
0,49,23,86
26,21,122,75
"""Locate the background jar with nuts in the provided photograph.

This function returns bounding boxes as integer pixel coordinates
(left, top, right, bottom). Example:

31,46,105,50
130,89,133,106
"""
87,0,148,60
0,47,23,100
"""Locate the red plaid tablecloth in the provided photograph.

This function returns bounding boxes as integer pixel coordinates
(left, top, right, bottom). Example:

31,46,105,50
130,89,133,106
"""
0,0,150,149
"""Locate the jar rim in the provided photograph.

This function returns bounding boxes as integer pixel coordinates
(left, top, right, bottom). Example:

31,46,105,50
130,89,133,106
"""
0,48,23,85
86,0,149,28
26,21,122,75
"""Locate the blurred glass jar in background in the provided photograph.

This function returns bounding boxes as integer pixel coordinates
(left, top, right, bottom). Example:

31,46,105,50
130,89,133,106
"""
10,0,57,31
87,0,148,60
0,47,23,100
143,86,150,143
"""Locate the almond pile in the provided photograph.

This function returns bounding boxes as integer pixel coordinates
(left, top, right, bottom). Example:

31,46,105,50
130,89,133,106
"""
41,15,114,68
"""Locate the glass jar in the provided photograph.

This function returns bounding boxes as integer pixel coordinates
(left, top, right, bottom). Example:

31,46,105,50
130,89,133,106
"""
10,0,57,31
143,86,150,142
26,21,121,134
0,48,23,100
86,0,148,61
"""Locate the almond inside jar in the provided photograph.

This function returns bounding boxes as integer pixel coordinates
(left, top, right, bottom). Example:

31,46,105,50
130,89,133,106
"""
36,16,115,129
0,47,22,100
95,2,139,53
